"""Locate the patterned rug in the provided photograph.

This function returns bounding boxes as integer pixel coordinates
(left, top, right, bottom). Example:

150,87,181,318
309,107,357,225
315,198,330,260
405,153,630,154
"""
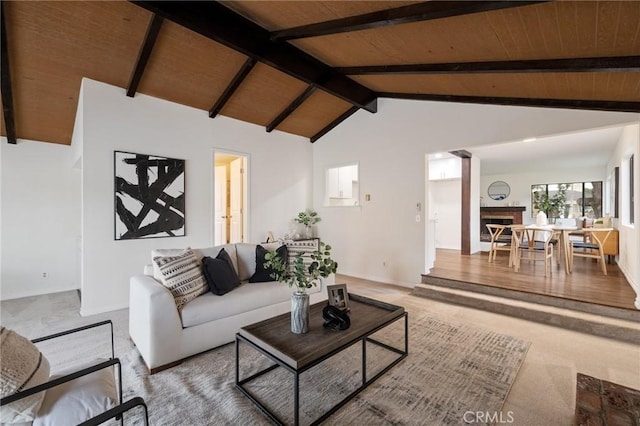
3,294,530,425
115,313,529,425
575,373,640,426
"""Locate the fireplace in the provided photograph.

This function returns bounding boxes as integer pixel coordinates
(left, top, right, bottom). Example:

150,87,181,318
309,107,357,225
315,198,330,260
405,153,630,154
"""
480,206,526,242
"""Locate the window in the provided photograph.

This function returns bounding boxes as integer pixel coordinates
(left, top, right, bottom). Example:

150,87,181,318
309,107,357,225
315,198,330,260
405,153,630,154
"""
531,181,602,218
631,155,635,224
325,163,359,207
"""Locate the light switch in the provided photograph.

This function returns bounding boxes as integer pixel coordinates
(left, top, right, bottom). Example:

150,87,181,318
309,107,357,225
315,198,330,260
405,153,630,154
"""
365,194,371,201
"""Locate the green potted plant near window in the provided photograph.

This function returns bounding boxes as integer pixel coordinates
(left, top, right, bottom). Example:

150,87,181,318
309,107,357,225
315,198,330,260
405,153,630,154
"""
533,185,568,222
264,242,337,334
294,209,321,238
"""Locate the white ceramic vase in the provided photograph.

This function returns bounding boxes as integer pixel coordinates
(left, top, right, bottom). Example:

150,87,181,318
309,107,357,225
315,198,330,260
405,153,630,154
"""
536,210,548,226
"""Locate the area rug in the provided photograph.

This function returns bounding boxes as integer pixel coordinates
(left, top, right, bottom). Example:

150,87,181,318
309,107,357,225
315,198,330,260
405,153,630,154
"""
575,373,640,426
114,313,529,425
2,294,530,425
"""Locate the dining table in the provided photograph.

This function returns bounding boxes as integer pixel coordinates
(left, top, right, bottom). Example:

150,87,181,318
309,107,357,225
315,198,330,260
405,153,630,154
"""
508,224,577,274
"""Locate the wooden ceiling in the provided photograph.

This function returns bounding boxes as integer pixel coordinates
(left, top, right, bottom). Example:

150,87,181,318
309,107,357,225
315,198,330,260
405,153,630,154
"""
1,1,639,146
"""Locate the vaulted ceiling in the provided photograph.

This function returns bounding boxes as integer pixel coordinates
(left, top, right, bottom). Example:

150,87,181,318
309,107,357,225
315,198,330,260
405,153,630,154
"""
2,1,639,146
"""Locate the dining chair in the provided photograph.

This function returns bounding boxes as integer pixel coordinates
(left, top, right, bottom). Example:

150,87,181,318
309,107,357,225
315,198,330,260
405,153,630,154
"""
511,227,556,276
569,228,613,275
486,224,511,263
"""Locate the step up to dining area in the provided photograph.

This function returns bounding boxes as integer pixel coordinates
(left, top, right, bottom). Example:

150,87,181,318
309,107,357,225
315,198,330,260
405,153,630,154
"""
414,278,639,345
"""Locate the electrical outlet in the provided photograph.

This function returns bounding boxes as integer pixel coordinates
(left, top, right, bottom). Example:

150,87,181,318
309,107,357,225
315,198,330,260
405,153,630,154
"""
42,272,48,278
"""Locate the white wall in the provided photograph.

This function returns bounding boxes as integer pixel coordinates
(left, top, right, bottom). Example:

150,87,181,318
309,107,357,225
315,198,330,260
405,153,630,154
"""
480,166,608,225
607,124,640,306
430,179,461,249
470,155,482,254
79,79,312,315
313,98,637,287
1,139,81,300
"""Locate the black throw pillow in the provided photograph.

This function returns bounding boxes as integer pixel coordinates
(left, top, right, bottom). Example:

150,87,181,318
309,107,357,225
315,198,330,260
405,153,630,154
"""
249,244,288,283
202,248,240,296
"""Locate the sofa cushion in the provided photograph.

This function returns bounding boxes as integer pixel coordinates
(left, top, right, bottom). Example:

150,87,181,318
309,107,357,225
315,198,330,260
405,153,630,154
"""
235,243,257,281
181,281,320,328
202,249,240,296
235,243,280,281
151,248,187,281
198,244,238,276
250,244,288,283
153,248,208,311
285,239,319,273
151,245,238,281
0,327,50,424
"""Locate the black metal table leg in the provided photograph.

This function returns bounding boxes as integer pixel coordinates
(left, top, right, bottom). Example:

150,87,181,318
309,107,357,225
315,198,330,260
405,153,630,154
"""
294,372,300,426
362,337,367,385
235,337,239,386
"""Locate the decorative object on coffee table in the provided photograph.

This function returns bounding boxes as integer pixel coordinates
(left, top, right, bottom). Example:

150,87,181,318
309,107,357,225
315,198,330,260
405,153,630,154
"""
327,283,349,311
264,241,337,334
322,303,351,331
294,209,321,238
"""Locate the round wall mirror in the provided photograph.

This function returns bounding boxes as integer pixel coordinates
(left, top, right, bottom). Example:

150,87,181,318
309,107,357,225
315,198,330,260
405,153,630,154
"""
488,181,510,200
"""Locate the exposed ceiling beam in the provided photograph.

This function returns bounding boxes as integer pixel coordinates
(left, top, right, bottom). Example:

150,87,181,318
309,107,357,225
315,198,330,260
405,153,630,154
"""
127,13,164,97
336,55,640,75
209,57,256,118
311,106,360,143
266,85,317,132
449,150,472,158
130,1,377,113
1,2,17,144
271,1,547,42
378,93,640,113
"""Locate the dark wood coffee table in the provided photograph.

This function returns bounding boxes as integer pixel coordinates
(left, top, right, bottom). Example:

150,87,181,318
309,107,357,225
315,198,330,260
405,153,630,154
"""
235,293,408,426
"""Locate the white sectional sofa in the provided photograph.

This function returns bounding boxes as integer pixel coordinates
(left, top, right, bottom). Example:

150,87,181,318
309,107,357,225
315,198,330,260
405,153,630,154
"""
129,242,331,373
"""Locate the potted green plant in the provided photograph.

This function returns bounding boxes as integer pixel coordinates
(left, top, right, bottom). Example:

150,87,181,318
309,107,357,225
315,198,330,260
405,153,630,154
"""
264,242,337,334
294,209,321,238
532,185,568,220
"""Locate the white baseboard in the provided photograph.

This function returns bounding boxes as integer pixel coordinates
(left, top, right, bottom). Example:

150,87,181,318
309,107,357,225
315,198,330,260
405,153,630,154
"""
80,302,128,317
337,271,416,288
615,260,640,309
0,286,79,302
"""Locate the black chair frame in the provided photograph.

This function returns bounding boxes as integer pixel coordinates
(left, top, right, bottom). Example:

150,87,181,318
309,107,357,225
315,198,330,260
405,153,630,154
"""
0,320,149,426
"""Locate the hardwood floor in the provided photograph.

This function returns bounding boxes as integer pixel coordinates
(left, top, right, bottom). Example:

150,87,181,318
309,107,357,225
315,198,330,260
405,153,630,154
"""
428,249,637,310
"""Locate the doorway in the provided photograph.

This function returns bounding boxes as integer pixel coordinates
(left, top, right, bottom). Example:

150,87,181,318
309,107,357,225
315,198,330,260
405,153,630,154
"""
213,151,248,245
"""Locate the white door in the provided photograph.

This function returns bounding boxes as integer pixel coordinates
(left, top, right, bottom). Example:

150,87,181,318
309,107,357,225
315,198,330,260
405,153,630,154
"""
214,166,227,245
229,158,243,243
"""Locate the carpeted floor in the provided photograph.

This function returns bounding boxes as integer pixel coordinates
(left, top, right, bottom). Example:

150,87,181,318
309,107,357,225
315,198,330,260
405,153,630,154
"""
5,283,639,425
2,291,529,425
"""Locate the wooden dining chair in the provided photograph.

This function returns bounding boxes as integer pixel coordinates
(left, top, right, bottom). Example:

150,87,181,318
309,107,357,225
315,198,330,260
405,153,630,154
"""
486,224,511,263
511,227,556,277
569,228,613,275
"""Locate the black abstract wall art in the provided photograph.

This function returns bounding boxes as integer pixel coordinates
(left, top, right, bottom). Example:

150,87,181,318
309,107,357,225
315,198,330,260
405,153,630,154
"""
114,151,185,240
